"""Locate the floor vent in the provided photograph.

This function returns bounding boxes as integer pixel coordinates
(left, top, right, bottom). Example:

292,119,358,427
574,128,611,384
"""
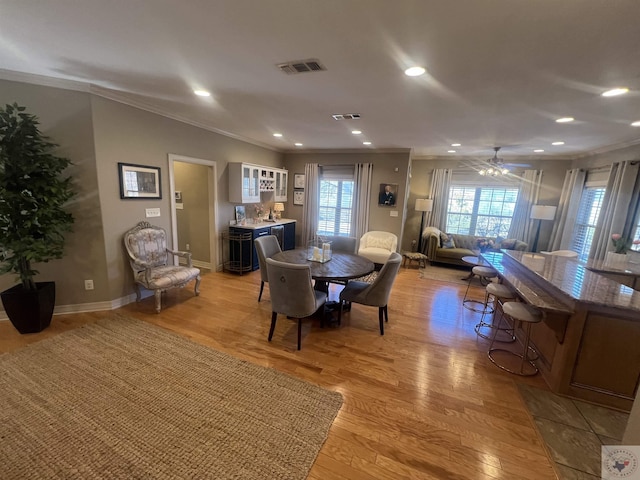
331,113,361,120
277,59,326,74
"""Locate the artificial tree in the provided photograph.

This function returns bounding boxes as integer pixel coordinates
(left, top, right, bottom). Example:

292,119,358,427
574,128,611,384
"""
0,103,75,333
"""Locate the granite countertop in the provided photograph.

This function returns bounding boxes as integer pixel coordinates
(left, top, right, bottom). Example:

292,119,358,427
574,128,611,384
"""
231,218,296,230
481,250,640,313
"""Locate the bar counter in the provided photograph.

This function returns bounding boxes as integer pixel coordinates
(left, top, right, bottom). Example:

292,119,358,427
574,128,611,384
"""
480,250,640,411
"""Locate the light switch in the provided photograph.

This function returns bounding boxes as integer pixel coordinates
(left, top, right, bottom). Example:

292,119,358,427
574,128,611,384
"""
146,208,161,218
390,210,398,217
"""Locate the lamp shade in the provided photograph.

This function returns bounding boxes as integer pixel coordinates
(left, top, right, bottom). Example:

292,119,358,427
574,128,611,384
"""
415,198,433,212
273,202,285,212
530,205,557,221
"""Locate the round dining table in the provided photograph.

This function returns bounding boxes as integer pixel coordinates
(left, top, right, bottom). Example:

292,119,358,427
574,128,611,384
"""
271,248,375,282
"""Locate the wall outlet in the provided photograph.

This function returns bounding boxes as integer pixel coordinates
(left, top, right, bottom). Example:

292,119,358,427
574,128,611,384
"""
145,208,161,218
390,210,398,217
186,243,190,251
84,279,94,290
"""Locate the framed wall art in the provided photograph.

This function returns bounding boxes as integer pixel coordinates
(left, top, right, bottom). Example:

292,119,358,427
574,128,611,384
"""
293,189,304,205
235,205,246,225
294,174,305,189
118,162,162,199
378,183,398,207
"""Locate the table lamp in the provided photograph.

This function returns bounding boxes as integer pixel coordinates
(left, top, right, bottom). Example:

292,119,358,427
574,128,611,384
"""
530,205,557,252
415,198,433,252
273,202,285,219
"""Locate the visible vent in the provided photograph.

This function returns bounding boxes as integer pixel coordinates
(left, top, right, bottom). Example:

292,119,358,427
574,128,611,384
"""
277,59,326,74
331,113,361,120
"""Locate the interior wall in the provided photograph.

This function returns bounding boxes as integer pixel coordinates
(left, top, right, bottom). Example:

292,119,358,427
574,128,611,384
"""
0,79,109,312
90,96,284,301
282,151,412,246
174,162,211,265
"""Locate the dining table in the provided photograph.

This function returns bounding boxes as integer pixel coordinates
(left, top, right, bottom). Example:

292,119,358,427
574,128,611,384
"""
271,248,375,284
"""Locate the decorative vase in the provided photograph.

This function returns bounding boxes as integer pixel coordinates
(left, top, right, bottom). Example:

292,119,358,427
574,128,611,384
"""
605,251,627,269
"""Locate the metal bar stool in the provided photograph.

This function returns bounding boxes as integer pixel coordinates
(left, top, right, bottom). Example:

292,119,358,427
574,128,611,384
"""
488,301,541,376
463,265,498,313
475,283,517,342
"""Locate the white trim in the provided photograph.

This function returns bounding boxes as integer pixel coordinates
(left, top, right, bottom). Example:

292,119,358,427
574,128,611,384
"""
0,295,137,321
0,69,90,92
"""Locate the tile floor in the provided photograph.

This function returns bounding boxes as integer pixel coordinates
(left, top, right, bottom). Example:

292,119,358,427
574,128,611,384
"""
518,384,630,479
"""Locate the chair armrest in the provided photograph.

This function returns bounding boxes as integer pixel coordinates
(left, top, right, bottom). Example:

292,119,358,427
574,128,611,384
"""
167,249,193,267
423,233,439,259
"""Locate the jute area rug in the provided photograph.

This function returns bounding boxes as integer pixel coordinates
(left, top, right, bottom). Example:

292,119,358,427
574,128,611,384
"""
418,263,479,286
0,315,343,479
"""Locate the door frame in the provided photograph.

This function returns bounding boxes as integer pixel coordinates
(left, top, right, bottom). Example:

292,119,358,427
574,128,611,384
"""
167,154,219,270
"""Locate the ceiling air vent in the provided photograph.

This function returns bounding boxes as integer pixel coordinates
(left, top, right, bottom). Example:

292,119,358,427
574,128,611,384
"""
331,113,361,120
277,59,326,74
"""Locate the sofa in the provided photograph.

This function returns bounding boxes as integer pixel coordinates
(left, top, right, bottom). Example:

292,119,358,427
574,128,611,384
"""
421,226,527,267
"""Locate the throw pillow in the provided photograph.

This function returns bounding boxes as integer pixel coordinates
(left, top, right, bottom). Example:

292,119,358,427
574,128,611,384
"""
442,234,456,249
500,238,517,250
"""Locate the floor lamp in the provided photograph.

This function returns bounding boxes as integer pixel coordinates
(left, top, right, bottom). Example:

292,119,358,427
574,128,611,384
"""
415,198,433,253
530,205,557,253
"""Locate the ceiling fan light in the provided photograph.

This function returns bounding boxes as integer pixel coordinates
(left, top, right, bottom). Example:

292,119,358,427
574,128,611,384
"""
501,168,509,175
479,170,486,176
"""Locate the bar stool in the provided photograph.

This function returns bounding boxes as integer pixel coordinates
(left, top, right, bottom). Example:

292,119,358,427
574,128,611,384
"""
463,266,498,312
475,283,517,341
488,302,541,376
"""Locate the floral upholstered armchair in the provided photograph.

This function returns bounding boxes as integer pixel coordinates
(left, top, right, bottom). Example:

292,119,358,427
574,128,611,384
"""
123,221,201,313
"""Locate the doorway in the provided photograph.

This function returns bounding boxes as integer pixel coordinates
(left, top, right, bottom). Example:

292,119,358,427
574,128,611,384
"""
168,154,218,271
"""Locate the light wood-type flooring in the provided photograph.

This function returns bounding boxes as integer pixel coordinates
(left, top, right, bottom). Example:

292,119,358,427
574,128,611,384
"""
0,267,560,479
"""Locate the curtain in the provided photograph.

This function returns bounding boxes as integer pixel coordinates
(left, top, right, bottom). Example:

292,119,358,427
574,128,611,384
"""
352,163,373,242
301,163,319,245
428,168,452,230
589,161,640,260
508,170,542,243
548,169,586,251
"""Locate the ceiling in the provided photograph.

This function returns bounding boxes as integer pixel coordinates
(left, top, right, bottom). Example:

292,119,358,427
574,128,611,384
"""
1,1,640,160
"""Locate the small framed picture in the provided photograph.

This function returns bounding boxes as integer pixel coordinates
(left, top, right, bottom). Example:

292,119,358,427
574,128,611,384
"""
294,174,305,189
293,189,304,205
235,205,246,225
378,183,398,207
118,162,161,199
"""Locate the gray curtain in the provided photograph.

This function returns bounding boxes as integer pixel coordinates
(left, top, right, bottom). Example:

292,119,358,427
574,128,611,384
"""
352,163,373,242
301,163,319,245
428,168,452,230
589,161,640,260
508,170,542,243
548,169,586,251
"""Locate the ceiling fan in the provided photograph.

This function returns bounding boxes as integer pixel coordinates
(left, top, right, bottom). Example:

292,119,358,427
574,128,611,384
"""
479,147,531,175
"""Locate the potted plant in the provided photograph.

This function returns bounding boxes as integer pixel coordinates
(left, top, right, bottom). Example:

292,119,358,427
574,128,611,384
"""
0,103,75,334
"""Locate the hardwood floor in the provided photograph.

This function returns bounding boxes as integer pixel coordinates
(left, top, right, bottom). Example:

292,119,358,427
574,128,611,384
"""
0,267,558,479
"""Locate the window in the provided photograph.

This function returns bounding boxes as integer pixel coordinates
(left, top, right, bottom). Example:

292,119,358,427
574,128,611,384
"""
446,186,519,237
317,179,354,236
570,186,606,261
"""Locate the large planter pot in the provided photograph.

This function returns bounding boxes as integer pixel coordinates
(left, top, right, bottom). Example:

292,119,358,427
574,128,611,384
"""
0,282,56,334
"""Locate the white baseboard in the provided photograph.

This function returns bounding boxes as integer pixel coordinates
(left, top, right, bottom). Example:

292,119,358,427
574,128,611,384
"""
178,258,212,270
0,294,138,321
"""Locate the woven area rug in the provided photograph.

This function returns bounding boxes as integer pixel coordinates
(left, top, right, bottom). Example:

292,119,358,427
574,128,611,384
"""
0,315,343,479
418,264,478,286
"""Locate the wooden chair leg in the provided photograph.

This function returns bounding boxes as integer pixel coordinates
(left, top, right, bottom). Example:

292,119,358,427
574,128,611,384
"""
268,311,277,341
194,275,201,296
154,290,162,313
258,281,265,302
384,305,389,322
297,319,302,350
378,307,384,335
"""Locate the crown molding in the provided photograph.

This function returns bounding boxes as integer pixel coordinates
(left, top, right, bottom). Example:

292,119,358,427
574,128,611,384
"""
0,69,90,92
283,148,411,155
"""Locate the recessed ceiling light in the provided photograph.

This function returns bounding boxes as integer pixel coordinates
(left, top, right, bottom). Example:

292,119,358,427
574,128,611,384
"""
363,141,372,146
194,90,211,97
294,143,303,146
448,150,456,153
451,143,461,147
631,121,640,127
552,141,565,145
351,130,362,135
273,133,283,138
602,88,629,97
534,149,545,153
404,66,426,77
556,117,574,123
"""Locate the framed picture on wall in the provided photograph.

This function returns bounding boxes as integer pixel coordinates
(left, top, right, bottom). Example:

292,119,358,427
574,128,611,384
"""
378,183,398,206
118,162,162,199
294,174,305,189
235,205,246,225
293,189,304,205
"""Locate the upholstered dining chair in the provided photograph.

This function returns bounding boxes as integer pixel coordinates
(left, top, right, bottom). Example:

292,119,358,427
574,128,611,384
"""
324,235,357,254
338,252,402,335
358,231,398,265
254,235,282,301
266,258,327,350
123,221,201,313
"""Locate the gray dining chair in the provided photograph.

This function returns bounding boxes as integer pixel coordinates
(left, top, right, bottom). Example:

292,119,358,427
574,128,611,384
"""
338,252,402,335
254,235,282,301
266,258,327,350
324,235,357,254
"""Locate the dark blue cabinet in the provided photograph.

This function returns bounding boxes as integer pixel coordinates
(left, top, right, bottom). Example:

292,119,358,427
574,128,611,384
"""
229,221,295,272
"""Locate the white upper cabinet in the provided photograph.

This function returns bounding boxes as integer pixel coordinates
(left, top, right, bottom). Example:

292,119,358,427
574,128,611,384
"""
274,169,288,202
229,163,260,203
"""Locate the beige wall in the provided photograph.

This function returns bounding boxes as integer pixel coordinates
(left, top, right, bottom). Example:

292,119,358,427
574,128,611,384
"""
282,151,411,246
0,79,109,309
174,162,211,265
